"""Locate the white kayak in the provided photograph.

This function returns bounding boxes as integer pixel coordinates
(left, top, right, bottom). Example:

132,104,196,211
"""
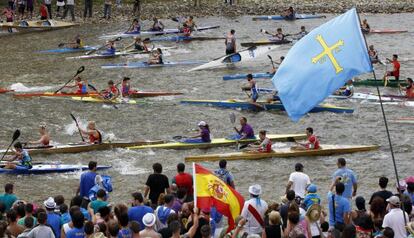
188,45,280,72
66,46,176,60
330,92,402,102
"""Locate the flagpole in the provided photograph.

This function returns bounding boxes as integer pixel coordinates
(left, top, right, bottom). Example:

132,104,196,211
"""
356,9,407,225
192,162,197,208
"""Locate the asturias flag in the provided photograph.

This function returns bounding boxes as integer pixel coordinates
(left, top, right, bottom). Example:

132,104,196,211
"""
272,8,373,121
193,163,244,230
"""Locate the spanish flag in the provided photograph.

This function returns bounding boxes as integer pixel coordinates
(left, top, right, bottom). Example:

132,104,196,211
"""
193,163,245,230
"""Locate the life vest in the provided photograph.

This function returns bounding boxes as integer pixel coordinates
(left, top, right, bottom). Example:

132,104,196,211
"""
89,130,102,144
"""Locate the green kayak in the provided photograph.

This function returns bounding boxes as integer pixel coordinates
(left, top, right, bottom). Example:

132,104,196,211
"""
353,79,406,88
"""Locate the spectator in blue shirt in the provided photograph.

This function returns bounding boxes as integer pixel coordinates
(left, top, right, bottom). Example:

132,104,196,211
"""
0,184,18,212
77,161,98,209
328,182,351,236
44,197,61,238
331,158,357,200
303,184,321,210
128,192,153,231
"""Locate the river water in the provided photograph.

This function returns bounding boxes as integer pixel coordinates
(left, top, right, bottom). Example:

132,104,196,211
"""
0,14,413,205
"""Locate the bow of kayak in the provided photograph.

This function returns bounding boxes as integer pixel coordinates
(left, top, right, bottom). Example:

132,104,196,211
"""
0,164,111,174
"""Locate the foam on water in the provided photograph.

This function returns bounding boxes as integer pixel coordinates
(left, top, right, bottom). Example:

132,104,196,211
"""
10,83,55,92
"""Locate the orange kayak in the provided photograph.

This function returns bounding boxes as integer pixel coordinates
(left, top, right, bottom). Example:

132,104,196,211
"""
13,91,183,98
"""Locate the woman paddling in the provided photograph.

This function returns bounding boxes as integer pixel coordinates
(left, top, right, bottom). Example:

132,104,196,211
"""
181,121,211,143
27,124,50,147
148,48,163,65
80,121,102,144
127,18,141,33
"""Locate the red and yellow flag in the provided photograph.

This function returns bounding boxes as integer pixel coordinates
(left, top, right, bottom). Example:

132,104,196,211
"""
193,163,245,230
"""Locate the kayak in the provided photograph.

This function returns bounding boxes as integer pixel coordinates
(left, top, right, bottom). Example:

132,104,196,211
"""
100,25,220,39
188,45,280,72
185,144,379,162
0,88,13,94
329,92,402,102
1,140,164,155
0,163,110,175
240,39,291,47
71,97,141,104
180,99,354,114
14,91,182,99
369,29,408,34
66,50,148,60
128,134,307,150
252,14,326,21
102,60,206,69
149,35,226,42
0,20,78,29
37,46,97,54
353,79,406,88
389,117,414,124
223,73,274,81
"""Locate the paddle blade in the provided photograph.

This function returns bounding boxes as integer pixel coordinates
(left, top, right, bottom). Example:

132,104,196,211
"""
267,55,273,60
70,113,77,121
172,135,183,141
88,84,97,91
58,43,65,47
286,137,296,142
171,17,179,22
76,66,85,75
230,112,236,124
12,129,21,141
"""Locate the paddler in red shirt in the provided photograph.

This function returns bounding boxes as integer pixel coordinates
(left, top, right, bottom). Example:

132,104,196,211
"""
100,80,119,100
182,23,191,37
80,121,102,144
247,130,272,153
291,127,320,150
400,78,414,98
384,54,400,81
121,77,136,97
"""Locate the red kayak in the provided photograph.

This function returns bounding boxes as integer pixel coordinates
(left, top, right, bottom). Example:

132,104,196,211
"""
369,29,408,34
0,88,13,94
13,91,183,98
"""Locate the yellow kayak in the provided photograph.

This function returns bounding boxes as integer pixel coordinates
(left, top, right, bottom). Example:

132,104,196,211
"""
185,144,380,162
128,134,307,150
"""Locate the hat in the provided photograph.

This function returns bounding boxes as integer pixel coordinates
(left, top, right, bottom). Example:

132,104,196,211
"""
248,184,262,196
44,197,56,209
198,121,207,127
306,204,321,222
142,213,156,227
407,222,414,235
386,196,400,206
307,184,317,193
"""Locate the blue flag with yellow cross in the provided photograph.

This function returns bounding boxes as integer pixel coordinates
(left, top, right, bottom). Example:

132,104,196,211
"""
272,8,373,121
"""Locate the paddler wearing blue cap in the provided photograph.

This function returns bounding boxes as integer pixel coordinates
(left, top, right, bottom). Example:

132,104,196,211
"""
181,121,211,143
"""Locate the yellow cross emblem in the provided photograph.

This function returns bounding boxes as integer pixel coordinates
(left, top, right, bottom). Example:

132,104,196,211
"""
311,35,344,74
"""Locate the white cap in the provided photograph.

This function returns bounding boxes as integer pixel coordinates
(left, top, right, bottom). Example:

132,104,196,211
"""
198,121,207,126
248,184,262,196
44,197,56,209
142,213,156,227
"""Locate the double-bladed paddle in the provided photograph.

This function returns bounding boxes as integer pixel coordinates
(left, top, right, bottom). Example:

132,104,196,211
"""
267,55,276,70
70,113,85,142
54,66,85,94
86,37,122,55
0,130,21,161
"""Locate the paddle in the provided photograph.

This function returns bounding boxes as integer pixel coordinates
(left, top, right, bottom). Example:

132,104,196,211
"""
260,29,291,37
58,43,69,47
0,130,21,161
172,135,188,141
267,55,276,70
54,66,85,94
70,113,85,142
86,37,122,55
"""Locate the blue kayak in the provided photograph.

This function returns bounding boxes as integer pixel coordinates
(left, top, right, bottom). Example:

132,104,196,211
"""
37,46,97,54
252,14,326,21
223,72,274,81
0,164,111,175
180,99,354,114
101,60,207,69
149,35,225,42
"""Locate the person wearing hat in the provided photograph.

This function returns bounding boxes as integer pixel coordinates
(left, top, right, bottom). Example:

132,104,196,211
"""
44,197,61,238
27,123,50,147
382,196,409,238
286,163,311,199
241,184,268,235
306,204,324,238
182,121,211,143
139,213,161,238
303,184,321,210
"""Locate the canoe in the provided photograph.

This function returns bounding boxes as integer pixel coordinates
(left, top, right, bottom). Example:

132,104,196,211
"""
389,117,414,124
252,14,326,21
128,134,307,150
70,97,141,104
223,73,274,81
369,29,408,34
188,45,280,72
329,92,402,102
100,25,220,39
1,140,164,155
0,164,110,175
66,47,177,60
37,46,97,54
14,91,182,99
0,20,78,29
0,88,13,94
185,144,379,162
353,79,406,88
102,60,206,69
240,39,291,47
180,99,354,114
149,35,226,42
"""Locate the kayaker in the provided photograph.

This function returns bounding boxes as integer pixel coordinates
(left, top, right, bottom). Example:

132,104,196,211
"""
181,23,191,37
147,48,163,65
127,18,141,33
334,79,354,97
241,74,259,103
361,19,370,34
232,117,255,140
271,28,285,41
185,16,197,31
103,40,116,55
100,80,119,100
400,78,414,98
27,123,50,147
282,6,295,20
80,121,102,144
247,130,272,153
296,26,308,39
383,54,400,81
64,76,88,94
133,37,148,52
181,121,211,143
225,29,236,55
291,127,320,150
4,142,33,170
121,77,136,97
270,56,285,74
368,45,379,64
151,17,164,31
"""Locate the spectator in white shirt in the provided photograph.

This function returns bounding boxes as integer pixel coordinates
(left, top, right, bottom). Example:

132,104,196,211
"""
382,196,409,238
241,184,268,235
286,163,311,198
